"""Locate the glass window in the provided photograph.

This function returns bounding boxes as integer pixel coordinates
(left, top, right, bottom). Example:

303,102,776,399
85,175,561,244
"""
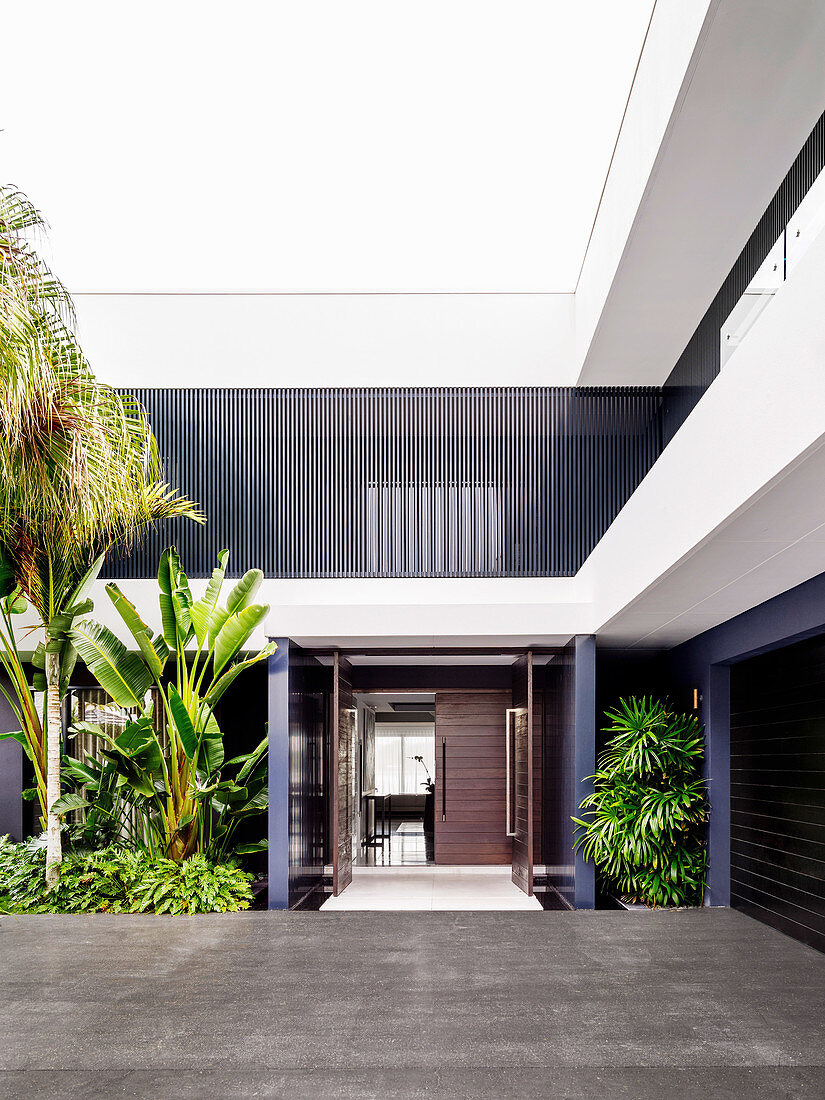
720,161,825,370
374,724,435,795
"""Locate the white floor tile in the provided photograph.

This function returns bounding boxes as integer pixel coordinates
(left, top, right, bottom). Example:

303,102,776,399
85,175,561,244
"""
320,867,542,911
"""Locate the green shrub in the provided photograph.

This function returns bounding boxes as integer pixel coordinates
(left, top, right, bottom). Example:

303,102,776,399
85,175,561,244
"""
0,836,253,915
573,697,709,908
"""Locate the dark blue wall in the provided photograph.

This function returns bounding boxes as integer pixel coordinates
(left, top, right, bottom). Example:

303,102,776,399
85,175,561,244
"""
268,639,329,910
0,678,23,842
543,635,596,909
665,570,825,906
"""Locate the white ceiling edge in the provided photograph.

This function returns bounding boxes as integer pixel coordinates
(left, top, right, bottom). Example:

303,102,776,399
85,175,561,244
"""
576,0,825,386
587,224,825,648
77,291,578,390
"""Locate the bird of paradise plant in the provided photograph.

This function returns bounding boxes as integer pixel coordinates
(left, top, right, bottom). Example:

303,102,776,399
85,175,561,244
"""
66,548,275,862
0,186,202,882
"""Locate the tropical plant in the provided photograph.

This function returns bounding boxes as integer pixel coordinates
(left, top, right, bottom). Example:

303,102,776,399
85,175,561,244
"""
0,186,202,881
573,697,709,908
0,589,47,829
0,835,253,914
63,547,274,862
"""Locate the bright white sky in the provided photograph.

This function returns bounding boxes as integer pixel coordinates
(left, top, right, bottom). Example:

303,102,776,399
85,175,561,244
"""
1,1,654,292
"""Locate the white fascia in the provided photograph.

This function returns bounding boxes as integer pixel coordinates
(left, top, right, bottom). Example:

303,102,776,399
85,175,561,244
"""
575,0,825,386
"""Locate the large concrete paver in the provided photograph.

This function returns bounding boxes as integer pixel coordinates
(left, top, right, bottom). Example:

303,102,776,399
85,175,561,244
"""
1,909,824,1097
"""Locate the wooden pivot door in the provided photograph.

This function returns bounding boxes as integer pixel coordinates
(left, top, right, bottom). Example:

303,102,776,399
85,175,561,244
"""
434,691,512,865
510,653,533,894
331,653,355,896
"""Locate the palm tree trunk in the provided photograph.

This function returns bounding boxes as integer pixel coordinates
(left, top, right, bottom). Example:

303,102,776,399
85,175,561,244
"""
45,650,62,886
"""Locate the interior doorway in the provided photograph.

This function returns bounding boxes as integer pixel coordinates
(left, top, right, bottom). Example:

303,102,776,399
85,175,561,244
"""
319,650,552,911
270,638,595,911
354,692,436,868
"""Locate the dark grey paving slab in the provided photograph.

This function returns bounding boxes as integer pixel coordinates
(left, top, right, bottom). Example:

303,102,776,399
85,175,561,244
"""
1,909,824,1097
4,1068,825,1100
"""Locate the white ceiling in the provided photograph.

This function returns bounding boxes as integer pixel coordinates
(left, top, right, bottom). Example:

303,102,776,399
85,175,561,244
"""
1,1,654,292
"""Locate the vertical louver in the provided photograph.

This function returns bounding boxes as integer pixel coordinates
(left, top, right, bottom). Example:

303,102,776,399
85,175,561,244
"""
108,387,661,579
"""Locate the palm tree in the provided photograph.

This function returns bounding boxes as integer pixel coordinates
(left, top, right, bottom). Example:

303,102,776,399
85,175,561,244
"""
0,187,203,883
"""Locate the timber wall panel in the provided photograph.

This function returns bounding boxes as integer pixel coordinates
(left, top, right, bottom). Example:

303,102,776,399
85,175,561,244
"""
434,690,511,865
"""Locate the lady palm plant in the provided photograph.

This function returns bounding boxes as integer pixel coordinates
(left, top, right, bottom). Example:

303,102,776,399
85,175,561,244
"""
0,186,202,882
65,548,275,861
573,697,709,908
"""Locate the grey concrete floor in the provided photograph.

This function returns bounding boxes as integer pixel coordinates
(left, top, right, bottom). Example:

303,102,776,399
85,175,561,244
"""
2,908,825,1099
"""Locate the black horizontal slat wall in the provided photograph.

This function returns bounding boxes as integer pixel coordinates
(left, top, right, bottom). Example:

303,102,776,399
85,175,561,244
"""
662,110,825,444
730,635,825,953
107,387,661,580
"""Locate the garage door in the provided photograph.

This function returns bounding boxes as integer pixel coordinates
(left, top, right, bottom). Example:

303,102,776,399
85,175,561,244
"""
731,635,825,952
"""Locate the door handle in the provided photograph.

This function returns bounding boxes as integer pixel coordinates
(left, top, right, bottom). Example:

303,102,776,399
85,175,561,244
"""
505,708,518,837
441,736,446,821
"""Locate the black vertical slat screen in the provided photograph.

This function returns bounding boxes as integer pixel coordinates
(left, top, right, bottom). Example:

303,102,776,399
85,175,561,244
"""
107,387,661,579
730,636,825,954
662,110,825,443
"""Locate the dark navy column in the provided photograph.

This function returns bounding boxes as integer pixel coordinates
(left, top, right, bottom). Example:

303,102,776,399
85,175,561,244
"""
0,679,23,841
267,639,290,910
573,635,596,909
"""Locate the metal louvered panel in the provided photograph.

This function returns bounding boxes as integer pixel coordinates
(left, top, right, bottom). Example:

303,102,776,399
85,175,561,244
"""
662,111,825,443
106,387,661,580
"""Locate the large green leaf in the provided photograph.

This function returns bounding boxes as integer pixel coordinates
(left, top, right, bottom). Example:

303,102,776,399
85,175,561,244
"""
235,737,268,783
190,549,229,647
213,604,269,677
205,641,277,706
172,563,194,646
59,639,78,694
200,707,224,773
51,793,89,815
0,728,27,749
168,685,198,760
70,621,152,709
226,569,263,615
115,718,165,774
158,547,181,652
208,606,229,648
66,554,104,610
106,583,169,680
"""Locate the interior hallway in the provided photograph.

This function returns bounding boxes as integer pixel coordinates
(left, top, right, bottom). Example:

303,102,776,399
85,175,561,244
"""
321,866,542,910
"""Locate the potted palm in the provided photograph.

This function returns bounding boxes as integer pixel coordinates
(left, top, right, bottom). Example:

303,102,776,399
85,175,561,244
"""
573,697,709,909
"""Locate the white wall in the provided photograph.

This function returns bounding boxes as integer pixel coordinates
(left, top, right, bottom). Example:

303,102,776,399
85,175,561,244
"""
76,291,577,389
575,0,825,386
574,0,712,374
583,221,825,645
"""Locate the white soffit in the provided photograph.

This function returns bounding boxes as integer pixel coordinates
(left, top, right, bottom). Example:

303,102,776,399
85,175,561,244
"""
588,223,825,648
576,0,825,386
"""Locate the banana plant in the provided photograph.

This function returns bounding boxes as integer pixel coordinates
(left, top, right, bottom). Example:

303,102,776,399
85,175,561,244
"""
66,547,275,861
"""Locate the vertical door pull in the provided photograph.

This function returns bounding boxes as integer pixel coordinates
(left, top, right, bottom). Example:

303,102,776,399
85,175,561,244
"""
505,708,518,837
441,736,447,821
